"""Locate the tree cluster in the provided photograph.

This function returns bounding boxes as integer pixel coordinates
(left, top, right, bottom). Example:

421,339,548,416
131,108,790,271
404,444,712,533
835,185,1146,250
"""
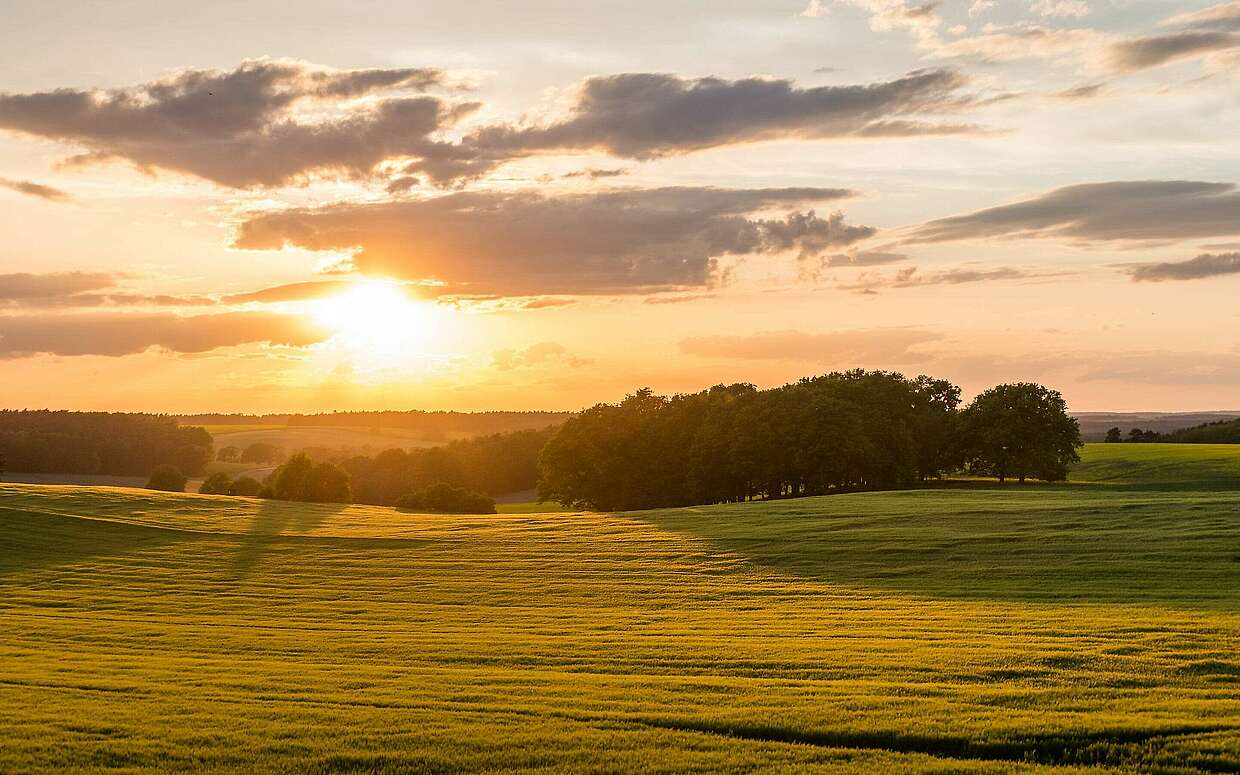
267,453,351,503
395,483,496,514
0,410,212,477
199,472,263,496
340,428,554,506
538,372,1082,510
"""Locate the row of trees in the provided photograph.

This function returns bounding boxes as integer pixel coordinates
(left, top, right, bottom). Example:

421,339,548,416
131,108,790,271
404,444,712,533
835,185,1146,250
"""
538,372,1082,511
0,410,212,477
1106,418,1240,445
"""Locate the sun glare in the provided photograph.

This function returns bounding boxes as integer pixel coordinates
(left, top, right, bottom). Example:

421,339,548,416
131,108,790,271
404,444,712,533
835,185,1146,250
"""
310,280,444,367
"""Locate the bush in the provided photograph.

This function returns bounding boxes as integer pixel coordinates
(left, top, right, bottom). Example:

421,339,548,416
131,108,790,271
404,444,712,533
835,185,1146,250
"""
229,476,262,497
199,472,233,495
146,464,187,492
396,482,496,514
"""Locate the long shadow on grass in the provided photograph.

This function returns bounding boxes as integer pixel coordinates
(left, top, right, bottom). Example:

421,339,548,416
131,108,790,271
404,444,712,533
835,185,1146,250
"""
0,504,194,577
635,483,1240,607
230,499,347,580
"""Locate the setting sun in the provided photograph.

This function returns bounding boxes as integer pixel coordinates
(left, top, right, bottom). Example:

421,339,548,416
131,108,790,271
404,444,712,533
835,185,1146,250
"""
310,280,444,365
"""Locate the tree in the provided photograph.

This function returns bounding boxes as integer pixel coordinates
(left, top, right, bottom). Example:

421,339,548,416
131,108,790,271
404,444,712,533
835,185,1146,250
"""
229,476,262,496
241,442,282,464
1104,426,1123,443
199,472,233,494
217,446,240,462
146,464,187,492
270,453,350,503
959,383,1082,483
396,482,496,514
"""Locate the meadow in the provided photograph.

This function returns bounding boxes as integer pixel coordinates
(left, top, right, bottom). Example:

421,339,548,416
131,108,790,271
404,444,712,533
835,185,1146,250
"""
0,445,1237,772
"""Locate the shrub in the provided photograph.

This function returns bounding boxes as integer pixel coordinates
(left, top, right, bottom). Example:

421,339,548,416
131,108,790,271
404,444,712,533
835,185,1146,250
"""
229,476,263,497
396,482,496,514
269,453,351,503
146,464,187,492
199,472,233,495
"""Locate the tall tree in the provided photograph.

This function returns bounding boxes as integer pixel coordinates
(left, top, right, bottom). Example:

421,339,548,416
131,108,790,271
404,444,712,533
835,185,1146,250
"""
958,383,1082,483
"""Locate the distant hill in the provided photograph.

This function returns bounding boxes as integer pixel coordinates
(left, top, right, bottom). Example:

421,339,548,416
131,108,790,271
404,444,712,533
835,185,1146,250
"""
176,410,573,440
1073,411,1240,441
1164,418,1240,444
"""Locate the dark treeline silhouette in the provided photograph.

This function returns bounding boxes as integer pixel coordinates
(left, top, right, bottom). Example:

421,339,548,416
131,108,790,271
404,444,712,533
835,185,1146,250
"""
396,483,496,514
538,372,1081,511
342,428,554,505
0,410,212,476
176,410,571,440
1104,419,1240,444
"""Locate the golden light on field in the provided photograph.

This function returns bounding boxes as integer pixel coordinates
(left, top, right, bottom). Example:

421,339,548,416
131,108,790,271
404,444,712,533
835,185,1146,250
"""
310,279,445,367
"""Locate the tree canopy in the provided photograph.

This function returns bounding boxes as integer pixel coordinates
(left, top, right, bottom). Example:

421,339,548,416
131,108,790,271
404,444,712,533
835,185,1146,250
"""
958,383,1082,483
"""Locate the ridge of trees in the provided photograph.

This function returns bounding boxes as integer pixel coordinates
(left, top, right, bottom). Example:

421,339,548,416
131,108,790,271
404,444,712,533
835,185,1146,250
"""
538,372,1082,511
0,410,212,477
1106,418,1240,444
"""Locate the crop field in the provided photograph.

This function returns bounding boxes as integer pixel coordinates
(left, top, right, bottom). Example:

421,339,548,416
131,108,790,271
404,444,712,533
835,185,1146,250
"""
201,424,452,453
1071,443,1240,487
0,451,1238,772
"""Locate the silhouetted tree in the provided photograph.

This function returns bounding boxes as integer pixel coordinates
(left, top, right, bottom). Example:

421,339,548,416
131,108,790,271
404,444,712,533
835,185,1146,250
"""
199,472,233,495
146,464,187,492
217,446,240,462
959,383,1082,483
270,453,350,503
241,442,282,464
1105,426,1123,443
228,476,263,497
396,482,496,514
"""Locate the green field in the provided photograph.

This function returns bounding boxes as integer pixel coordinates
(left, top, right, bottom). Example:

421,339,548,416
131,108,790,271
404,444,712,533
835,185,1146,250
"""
1071,443,1240,487
0,447,1238,772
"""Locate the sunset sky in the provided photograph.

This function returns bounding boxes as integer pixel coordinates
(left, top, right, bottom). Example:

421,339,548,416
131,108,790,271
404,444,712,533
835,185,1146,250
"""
1,0,1238,413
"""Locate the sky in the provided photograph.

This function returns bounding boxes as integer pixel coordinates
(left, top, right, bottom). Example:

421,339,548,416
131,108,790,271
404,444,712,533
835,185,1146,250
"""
0,0,1238,413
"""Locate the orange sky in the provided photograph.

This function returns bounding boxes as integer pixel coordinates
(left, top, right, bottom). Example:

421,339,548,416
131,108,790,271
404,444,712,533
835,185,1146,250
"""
1,1,1238,413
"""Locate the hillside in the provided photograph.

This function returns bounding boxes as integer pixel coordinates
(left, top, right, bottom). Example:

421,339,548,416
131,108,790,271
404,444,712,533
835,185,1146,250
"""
1,480,1237,772
1073,411,1240,441
1070,442,1240,487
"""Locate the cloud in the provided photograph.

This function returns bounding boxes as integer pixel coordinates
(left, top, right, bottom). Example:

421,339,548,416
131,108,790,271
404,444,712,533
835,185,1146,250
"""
1163,2,1240,32
519,297,577,309
1048,83,1106,100
235,187,870,296
1106,31,1240,72
678,328,941,363
492,341,591,370
907,181,1240,244
0,177,72,202
221,280,355,304
0,311,329,358
840,265,1034,292
561,167,628,179
1127,252,1240,282
0,58,477,188
462,69,985,165
1030,0,1089,19
643,293,716,304
0,271,115,301
826,249,910,266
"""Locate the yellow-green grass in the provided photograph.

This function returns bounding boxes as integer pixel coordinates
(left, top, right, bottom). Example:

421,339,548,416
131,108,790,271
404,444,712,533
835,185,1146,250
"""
0,482,1237,773
1071,443,1240,487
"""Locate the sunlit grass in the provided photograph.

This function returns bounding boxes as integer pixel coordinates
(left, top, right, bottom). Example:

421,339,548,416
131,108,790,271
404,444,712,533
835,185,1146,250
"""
0,480,1237,772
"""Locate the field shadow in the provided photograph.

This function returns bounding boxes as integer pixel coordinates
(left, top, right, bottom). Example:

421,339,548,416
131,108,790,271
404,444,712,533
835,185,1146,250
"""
634,484,1240,607
230,499,348,580
0,504,194,577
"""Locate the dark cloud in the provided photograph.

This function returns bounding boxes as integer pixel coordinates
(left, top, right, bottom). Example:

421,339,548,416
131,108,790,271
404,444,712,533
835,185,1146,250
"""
0,59,476,188
678,328,941,363
562,167,628,179
235,187,870,296
0,311,329,358
1127,252,1240,282
464,69,984,162
1106,31,1240,72
0,271,114,300
1048,83,1107,100
0,177,72,202
492,341,591,370
907,181,1240,244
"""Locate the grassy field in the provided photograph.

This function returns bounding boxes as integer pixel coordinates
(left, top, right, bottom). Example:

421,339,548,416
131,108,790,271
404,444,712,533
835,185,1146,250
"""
1071,442,1240,487
201,424,452,453
0,450,1237,772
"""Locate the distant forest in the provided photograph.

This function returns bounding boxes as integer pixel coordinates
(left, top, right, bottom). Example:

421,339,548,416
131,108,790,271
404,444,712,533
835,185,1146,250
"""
1107,418,1240,444
177,410,572,439
0,411,212,477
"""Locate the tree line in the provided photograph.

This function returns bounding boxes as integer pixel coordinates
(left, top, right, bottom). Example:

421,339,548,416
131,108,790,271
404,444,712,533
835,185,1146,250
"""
538,372,1082,511
1105,419,1240,444
0,410,212,477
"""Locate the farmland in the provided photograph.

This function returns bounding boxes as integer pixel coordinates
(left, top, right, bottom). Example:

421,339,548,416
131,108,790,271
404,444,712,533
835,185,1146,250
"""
0,449,1237,772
